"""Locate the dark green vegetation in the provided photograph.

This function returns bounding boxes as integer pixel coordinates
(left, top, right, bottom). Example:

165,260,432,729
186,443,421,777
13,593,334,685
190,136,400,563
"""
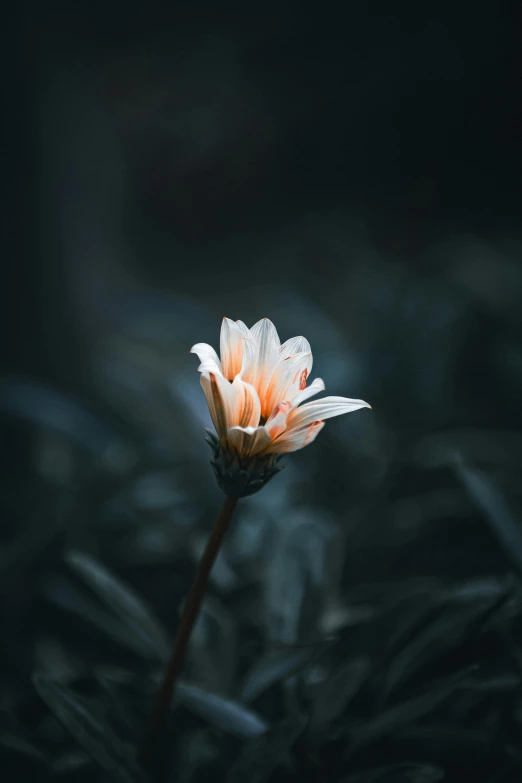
2,261,521,782
4,2,522,779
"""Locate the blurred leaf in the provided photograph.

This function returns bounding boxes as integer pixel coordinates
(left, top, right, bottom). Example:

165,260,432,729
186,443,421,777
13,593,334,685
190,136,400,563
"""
390,489,473,531
319,599,376,635
380,599,441,670
265,551,304,646
51,750,91,775
42,574,164,660
175,681,269,739
349,675,467,749
189,596,237,692
382,594,507,699
456,462,522,573
226,713,307,783
0,510,66,591
0,710,19,733
35,636,82,685
459,674,520,692
414,429,522,469
132,471,188,511
341,763,444,783
176,728,219,783
95,328,207,463
0,733,47,764
0,380,135,469
95,670,141,739
32,673,146,783
393,725,504,767
381,607,456,698
66,550,171,661
238,644,329,704
448,242,522,315
441,576,509,602
309,657,371,735
265,511,342,645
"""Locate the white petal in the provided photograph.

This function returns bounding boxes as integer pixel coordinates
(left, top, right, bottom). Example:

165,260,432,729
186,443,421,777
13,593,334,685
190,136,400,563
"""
227,425,272,457
250,318,281,352
231,376,261,428
264,400,292,439
263,421,325,454
279,335,311,360
190,343,222,376
249,318,281,347
238,336,256,377
235,320,251,337
287,396,371,430
244,318,281,393
200,371,241,439
197,359,222,378
262,351,313,419
290,377,325,408
220,318,246,380
200,374,224,439
235,320,255,373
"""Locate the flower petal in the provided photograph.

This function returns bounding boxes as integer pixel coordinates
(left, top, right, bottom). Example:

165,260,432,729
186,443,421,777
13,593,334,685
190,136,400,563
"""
227,425,272,456
197,359,222,378
220,318,246,380
244,318,281,394
249,318,281,352
190,343,222,376
290,377,325,408
200,374,224,439
263,420,325,454
279,335,311,360
231,376,261,428
235,320,251,337
287,396,371,430
200,371,242,439
265,400,292,439
262,351,313,419
238,336,256,377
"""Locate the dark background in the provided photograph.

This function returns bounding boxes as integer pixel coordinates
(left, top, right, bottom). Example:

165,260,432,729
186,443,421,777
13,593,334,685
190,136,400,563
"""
2,3,522,782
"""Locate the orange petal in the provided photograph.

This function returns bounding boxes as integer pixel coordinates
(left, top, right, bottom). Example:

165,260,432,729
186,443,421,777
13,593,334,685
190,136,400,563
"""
220,318,246,380
262,420,325,454
265,400,292,439
227,426,272,457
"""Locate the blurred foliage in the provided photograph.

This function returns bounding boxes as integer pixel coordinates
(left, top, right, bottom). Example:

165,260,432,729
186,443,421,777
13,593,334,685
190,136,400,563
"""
2,260,522,781
3,2,522,781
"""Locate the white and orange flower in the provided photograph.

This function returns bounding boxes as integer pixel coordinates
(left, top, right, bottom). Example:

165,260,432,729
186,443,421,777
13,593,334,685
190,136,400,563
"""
191,317,370,460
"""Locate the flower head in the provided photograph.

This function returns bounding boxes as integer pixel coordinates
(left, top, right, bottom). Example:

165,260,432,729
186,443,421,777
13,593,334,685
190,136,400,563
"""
191,317,370,497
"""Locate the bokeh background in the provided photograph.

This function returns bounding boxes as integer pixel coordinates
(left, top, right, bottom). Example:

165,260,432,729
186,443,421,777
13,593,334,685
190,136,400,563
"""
3,3,522,782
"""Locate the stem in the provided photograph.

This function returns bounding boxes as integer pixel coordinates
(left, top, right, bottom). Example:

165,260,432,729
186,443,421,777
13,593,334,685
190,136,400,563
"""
139,495,238,763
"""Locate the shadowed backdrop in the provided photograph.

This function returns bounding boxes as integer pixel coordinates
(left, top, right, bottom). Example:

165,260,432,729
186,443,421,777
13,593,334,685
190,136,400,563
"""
2,2,522,782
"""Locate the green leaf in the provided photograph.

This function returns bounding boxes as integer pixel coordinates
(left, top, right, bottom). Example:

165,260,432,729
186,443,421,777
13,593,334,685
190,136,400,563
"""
0,733,47,764
341,763,444,783
310,657,371,734
66,550,171,661
238,643,329,704
382,595,507,699
456,462,522,573
226,714,307,783
32,673,146,783
175,681,270,739
42,574,163,660
349,677,464,749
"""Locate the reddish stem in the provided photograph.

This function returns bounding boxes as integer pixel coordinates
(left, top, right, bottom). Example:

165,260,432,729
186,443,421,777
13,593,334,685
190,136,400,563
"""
139,495,238,763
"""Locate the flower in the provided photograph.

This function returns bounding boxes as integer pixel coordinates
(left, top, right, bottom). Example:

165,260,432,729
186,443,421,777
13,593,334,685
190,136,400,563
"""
191,317,370,496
